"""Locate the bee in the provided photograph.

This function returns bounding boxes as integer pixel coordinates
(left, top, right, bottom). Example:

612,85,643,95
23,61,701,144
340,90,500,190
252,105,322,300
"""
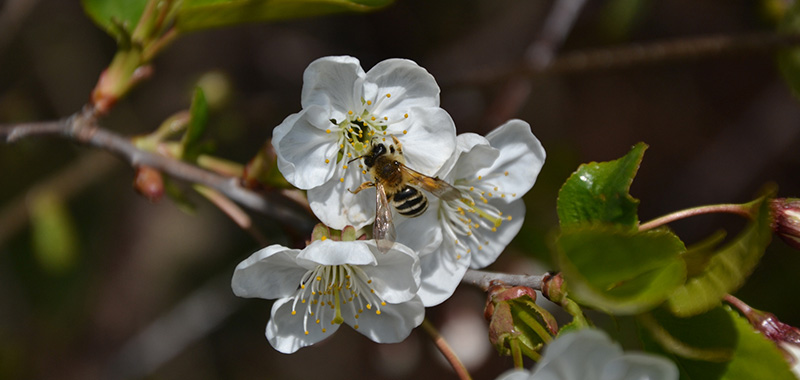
350,136,462,253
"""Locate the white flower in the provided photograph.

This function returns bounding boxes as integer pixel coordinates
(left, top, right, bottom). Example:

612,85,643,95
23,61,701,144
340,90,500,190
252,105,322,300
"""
231,239,425,353
396,119,545,306
495,328,679,380
271,55,457,229
780,342,800,379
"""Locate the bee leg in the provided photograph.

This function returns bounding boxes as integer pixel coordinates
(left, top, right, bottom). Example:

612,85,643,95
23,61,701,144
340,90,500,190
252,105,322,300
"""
391,135,403,155
349,181,375,194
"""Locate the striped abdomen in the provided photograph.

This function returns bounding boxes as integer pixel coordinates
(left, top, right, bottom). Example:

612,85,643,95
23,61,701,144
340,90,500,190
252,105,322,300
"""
390,186,429,217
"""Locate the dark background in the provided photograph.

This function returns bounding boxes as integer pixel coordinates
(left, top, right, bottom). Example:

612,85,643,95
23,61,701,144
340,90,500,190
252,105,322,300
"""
2,0,800,379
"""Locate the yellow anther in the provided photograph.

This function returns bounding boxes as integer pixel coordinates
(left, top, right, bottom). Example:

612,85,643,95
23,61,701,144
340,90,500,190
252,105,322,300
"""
386,93,391,98
491,227,497,232
403,113,408,118
321,236,327,241
383,116,388,121
291,310,297,315
348,110,353,115
301,299,306,304
478,175,482,180
316,319,320,324
354,324,359,329
504,171,509,176
366,304,372,310
367,100,372,105
469,186,475,191
322,328,327,333
403,130,407,134
376,310,381,315
326,129,331,134
305,331,309,335
340,144,344,149
340,178,345,183
507,216,513,221
381,301,386,306
317,276,322,281
478,245,483,250
343,165,348,169
371,116,376,121
325,159,330,164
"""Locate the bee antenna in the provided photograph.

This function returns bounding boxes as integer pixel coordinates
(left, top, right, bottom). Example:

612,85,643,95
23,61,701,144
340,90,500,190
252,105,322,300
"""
348,155,363,164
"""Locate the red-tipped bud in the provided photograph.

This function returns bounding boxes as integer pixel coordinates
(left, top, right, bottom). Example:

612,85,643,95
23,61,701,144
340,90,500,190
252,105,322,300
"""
484,281,557,359
772,198,800,250
133,166,164,202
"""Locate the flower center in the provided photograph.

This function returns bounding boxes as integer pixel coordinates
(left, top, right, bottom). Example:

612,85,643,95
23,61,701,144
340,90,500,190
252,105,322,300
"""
323,93,410,180
291,263,387,335
439,171,517,258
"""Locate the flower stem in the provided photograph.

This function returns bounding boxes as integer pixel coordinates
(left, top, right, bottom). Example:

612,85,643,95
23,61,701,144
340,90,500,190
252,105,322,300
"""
420,319,472,380
638,203,753,231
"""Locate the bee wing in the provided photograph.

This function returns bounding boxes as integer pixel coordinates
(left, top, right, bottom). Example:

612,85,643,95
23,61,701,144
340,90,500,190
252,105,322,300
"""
402,166,462,202
373,182,396,253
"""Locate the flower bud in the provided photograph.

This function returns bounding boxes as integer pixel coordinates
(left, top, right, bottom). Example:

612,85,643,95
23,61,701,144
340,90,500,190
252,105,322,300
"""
484,281,557,360
133,165,164,202
771,198,800,250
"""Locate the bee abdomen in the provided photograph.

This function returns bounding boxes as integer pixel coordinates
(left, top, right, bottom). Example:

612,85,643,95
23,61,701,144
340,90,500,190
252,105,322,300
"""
391,186,429,217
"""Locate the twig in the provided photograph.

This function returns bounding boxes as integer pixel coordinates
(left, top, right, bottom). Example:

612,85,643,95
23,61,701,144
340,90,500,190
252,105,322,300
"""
0,109,314,233
461,269,546,292
638,203,752,231
525,0,588,69
445,31,800,86
193,185,270,246
421,319,472,380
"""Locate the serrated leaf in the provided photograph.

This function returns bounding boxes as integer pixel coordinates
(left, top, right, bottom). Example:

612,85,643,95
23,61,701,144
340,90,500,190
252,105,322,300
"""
81,0,147,40
29,192,79,274
557,225,686,315
666,194,774,317
175,0,394,33
640,306,795,380
181,87,209,161
557,142,647,229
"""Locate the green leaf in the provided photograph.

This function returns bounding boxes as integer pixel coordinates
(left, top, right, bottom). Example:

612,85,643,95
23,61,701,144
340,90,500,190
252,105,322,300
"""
29,192,79,274
175,0,394,33
557,225,686,315
181,87,209,161
666,194,774,317
557,142,647,229
778,2,800,100
640,306,795,380
81,0,148,40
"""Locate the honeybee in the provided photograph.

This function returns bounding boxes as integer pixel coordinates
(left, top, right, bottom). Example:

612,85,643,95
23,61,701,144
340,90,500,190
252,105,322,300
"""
350,136,462,253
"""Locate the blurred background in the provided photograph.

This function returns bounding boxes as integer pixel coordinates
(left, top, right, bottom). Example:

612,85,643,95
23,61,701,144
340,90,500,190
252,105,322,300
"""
2,0,800,379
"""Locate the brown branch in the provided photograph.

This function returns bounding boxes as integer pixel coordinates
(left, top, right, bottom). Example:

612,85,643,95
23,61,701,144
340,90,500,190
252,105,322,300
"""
444,31,800,87
461,269,546,291
0,108,314,233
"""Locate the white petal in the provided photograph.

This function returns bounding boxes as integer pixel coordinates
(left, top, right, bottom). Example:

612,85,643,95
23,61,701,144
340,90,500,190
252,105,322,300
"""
266,297,341,354
364,58,440,121
417,237,470,307
479,119,546,200
532,329,623,380
300,56,364,119
394,202,443,256
272,106,340,189
495,369,532,380
361,241,421,304
297,239,377,266
307,165,374,229
600,354,679,380
390,107,457,176
469,199,526,269
450,133,498,181
350,294,425,343
231,245,305,299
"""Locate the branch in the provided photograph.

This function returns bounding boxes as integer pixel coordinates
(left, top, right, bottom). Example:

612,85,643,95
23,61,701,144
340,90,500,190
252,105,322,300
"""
462,269,546,292
444,31,800,86
0,108,314,233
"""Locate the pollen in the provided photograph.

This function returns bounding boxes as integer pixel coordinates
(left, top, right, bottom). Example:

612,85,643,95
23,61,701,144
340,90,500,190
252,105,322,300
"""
403,130,407,134
326,129,331,134
325,159,330,164
321,236,327,241
340,178,345,183
404,113,408,118
386,93,391,98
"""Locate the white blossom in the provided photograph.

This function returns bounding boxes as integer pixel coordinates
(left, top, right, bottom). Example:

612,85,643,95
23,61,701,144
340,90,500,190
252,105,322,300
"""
495,328,679,380
271,55,457,229
396,119,545,306
231,239,424,353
